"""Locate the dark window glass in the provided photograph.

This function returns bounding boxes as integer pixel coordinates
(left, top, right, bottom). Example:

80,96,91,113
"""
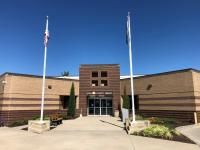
101,80,108,86
91,80,98,86
95,99,100,107
101,108,106,115
101,71,107,77
89,108,94,115
60,96,69,109
95,108,100,115
106,99,112,107
89,99,94,107
92,71,98,77
107,108,113,115
129,95,139,110
101,99,106,107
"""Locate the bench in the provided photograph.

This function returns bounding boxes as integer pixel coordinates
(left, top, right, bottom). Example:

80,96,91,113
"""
50,114,63,126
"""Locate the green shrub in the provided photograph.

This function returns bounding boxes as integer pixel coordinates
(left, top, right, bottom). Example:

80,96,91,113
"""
8,120,28,127
32,116,40,120
147,117,180,128
171,129,181,136
129,115,144,121
60,114,67,120
136,115,144,120
67,83,76,117
122,86,130,109
147,117,164,124
32,115,50,120
135,125,173,140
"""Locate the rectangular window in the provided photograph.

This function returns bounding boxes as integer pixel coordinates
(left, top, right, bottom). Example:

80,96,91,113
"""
92,71,98,77
101,80,108,86
60,96,69,109
92,80,98,86
129,95,139,110
101,71,107,77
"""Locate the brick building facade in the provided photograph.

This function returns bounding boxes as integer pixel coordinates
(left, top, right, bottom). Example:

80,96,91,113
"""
0,65,200,125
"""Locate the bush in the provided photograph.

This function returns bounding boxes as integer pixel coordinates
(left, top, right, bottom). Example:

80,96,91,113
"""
8,120,28,127
134,125,173,140
67,83,76,118
122,86,130,109
32,115,50,120
136,115,144,120
129,115,144,121
148,117,164,124
147,117,180,129
60,114,67,120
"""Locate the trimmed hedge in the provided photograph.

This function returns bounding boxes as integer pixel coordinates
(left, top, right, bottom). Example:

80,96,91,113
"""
8,120,28,127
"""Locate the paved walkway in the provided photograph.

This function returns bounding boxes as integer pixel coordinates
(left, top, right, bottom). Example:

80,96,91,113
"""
177,124,200,146
0,117,199,150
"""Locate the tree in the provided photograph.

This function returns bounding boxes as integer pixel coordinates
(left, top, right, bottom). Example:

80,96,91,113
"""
122,86,130,109
61,71,69,76
67,82,76,118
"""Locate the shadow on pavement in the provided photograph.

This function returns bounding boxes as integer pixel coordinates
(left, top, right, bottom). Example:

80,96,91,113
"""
99,120,124,129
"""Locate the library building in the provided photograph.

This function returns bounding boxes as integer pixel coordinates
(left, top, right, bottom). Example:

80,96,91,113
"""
0,64,200,125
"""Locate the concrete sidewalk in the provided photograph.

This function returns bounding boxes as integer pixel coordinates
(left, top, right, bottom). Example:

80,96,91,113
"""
0,117,199,150
177,124,200,146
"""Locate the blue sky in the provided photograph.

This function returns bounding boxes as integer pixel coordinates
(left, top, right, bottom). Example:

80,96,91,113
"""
0,0,200,76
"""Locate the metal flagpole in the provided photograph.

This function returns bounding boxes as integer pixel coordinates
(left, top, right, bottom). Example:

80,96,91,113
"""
127,12,136,123
40,16,49,122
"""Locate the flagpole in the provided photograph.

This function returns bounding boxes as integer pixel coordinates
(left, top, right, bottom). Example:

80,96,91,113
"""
40,16,49,122
127,12,136,123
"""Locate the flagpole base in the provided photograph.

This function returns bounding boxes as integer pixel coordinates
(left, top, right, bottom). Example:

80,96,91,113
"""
28,120,50,134
125,120,150,135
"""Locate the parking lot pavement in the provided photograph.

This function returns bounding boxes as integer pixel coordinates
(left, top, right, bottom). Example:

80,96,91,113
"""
0,117,199,150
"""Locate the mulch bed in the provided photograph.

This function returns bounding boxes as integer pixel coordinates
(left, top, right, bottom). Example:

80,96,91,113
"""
172,134,195,144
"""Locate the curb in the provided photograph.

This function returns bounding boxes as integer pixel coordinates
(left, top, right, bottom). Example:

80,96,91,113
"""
176,124,200,147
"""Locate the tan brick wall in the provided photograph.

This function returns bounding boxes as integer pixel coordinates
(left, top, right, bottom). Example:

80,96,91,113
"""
120,70,196,111
4,75,79,97
191,71,200,111
0,74,6,95
121,70,194,96
2,74,79,111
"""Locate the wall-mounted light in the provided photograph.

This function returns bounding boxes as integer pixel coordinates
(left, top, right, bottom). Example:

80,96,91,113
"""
146,84,152,90
48,85,52,89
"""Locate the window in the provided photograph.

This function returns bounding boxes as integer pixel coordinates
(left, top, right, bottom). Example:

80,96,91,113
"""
92,71,98,77
129,95,139,110
91,80,98,86
60,96,69,109
101,80,108,86
101,71,107,77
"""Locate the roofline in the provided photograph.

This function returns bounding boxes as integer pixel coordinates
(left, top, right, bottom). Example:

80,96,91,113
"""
80,64,120,67
121,68,200,80
1,68,199,81
0,72,79,81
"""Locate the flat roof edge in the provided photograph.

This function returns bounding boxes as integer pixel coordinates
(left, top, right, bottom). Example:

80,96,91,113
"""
121,68,199,80
80,64,120,67
1,68,199,81
0,72,79,81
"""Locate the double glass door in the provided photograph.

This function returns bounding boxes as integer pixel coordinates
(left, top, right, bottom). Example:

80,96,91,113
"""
88,98,113,116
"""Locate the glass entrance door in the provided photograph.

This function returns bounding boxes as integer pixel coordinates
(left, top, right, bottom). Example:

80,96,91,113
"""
101,99,107,115
88,99,94,115
88,98,113,116
94,99,100,115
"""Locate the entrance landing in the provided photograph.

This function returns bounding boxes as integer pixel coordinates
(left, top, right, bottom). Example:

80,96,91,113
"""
53,116,124,131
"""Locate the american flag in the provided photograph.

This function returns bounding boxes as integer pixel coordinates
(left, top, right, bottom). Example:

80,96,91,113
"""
126,12,131,46
44,16,49,47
